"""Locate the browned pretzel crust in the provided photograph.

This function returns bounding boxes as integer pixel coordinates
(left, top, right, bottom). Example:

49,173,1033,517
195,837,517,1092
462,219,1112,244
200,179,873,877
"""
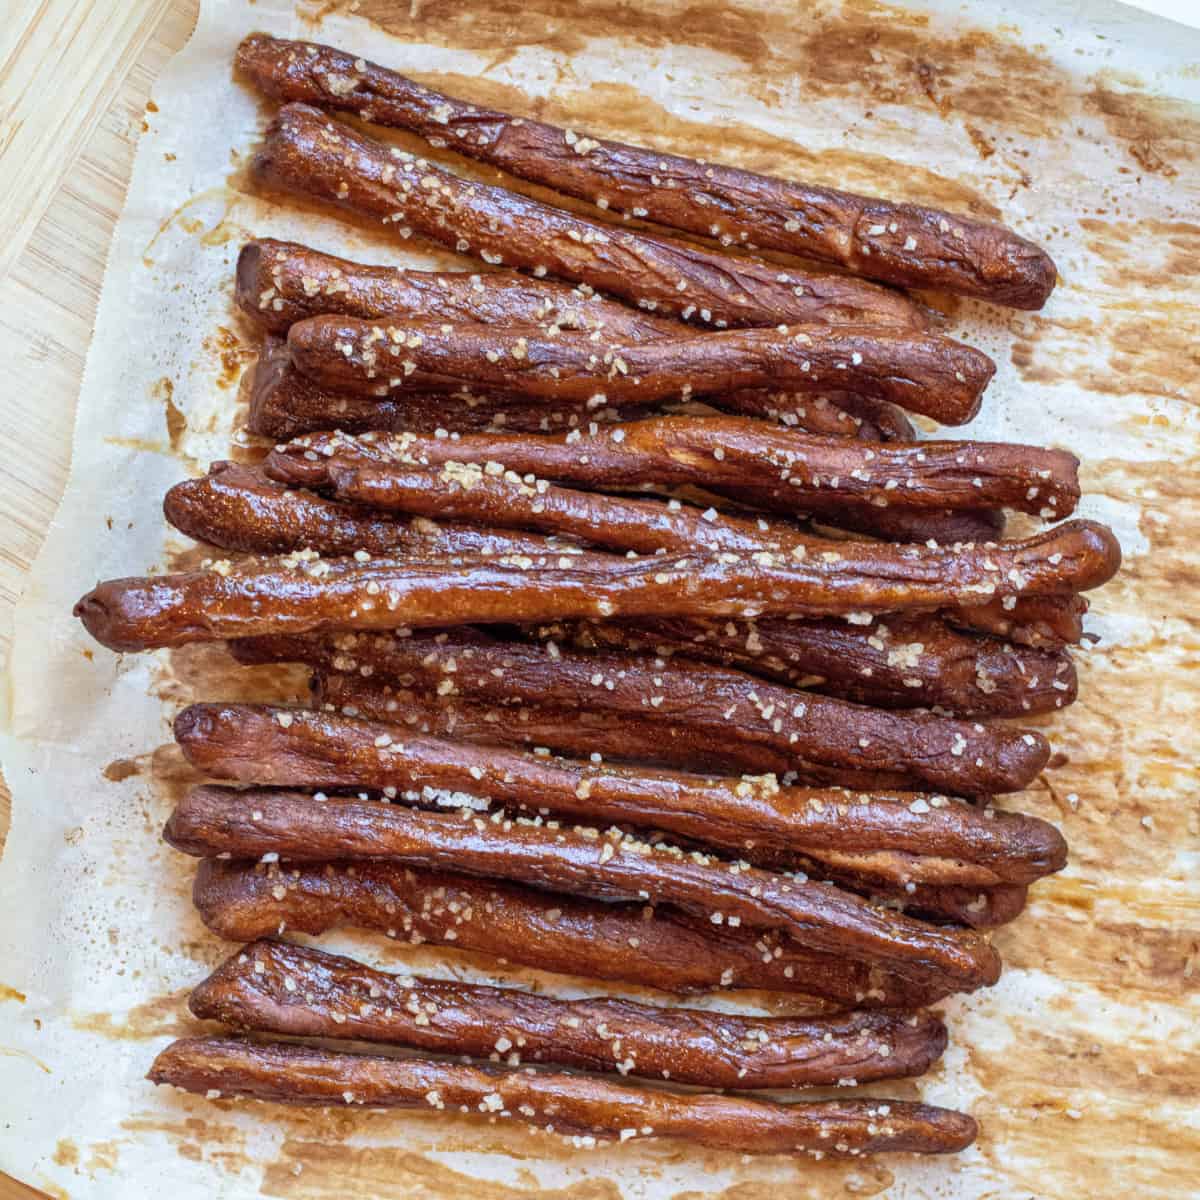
192,859,951,1006
248,336,639,439
163,462,598,559
953,593,1089,649
287,316,994,426
270,419,1069,520
219,631,1050,795
547,614,1077,717
150,1036,976,1156
237,237,680,338
892,882,1028,929
268,432,1084,645
191,690,1024,923
252,103,925,332
174,702,1065,885
237,34,1053,310
166,787,1001,989
74,520,1120,655
249,356,915,444
316,428,1073,532
241,248,916,442
191,940,945,1089
258,412,1001,549
316,674,884,784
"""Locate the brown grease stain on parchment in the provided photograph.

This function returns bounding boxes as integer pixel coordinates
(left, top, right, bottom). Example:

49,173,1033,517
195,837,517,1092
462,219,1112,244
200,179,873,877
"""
307,0,1198,172
121,1107,252,1175
72,987,200,1042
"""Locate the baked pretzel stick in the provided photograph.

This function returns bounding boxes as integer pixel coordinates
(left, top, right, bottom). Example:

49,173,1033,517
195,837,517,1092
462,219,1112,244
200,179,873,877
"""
237,33,1053,311
239,241,916,442
175,702,1065,885
271,418,1074,521
322,462,1013,563
75,519,1120,657
288,316,994,426
249,352,911,444
192,940,945,1088
166,787,1001,989
952,593,1089,649
248,336,637,439
270,433,1080,642
219,683,1015,898
241,245,917,442
318,675,889,785
225,630,1049,795
163,462,600,559
336,463,1002,554
547,614,1077,717
151,1036,976,1156
237,237,680,338
252,103,925,332
713,390,914,441
193,859,951,1007
891,883,1028,929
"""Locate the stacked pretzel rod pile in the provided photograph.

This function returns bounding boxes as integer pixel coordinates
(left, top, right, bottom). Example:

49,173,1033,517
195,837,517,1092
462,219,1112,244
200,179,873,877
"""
73,34,1123,1160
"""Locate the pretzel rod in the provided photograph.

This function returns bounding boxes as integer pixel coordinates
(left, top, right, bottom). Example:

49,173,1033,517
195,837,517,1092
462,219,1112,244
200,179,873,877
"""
75,519,1120,658
237,236,680,338
950,593,1089,649
150,1036,976,1157
203,685,1022,910
193,859,952,1007
163,462,599,559
222,630,1049,795
318,461,1025,565
272,418,1071,521
887,882,1028,929
318,674,893,785
240,240,916,440
248,336,639,440
162,474,1060,717
258,412,998,544
266,429,1080,643
288,315,994,426
252,103,925,332
166,787,1001,989
191,940,945,1089
174,702,1065,885
237,34,1053,311
545,614,1077,717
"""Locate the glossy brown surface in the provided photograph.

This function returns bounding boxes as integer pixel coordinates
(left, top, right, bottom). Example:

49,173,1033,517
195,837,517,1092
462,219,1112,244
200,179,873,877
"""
74,519,1120,655
237,237,680,338
287,315,994,426
216,630,1053,795
164,462,591,559
165,787,1002,990
314,674,881,784
174,701,1065,886
149,1036,977,1156
251,103,926,331
190,940,947,1088
192,859,951,1007
236,34,1054,309
247,335,641,440
291,416,1076,520
547,613,1078,716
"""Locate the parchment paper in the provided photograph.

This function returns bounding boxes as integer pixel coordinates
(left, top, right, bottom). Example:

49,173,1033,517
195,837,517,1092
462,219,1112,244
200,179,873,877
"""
1,0,1197,1196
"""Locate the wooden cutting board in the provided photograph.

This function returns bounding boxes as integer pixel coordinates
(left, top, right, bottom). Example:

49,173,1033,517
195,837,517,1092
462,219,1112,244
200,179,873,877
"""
0,3,198,1195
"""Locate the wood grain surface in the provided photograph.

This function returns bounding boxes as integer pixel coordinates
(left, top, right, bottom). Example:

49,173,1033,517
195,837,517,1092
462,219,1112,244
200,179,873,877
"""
0,1,199,1196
